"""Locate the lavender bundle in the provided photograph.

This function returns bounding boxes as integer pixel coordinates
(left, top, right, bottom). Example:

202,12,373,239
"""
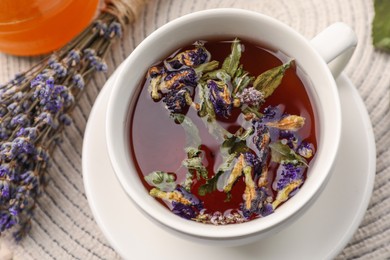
0,0,146,241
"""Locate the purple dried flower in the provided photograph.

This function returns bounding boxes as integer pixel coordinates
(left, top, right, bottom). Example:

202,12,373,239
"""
207,79,233,118
162,89,190,113
171,186,203,220
164,68,197,90
252,123,270,163
262,106,280,120
184,47,210,66
241,187,269,219
171,202,197,220
165,46,210,71
236,87,264,106
259,203,274,217
279,130,298,150
274,162,304,191
297,141,315,158
243,152,262,174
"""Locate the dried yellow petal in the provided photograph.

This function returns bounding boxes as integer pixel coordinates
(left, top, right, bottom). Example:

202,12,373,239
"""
266,115,305,131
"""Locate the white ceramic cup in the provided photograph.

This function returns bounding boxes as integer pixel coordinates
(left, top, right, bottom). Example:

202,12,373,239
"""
105,8,357,246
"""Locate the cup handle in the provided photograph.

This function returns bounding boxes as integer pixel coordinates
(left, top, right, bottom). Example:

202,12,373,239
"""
310,22,357,79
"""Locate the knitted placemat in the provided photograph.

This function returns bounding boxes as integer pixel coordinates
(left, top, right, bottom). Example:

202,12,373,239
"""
0,0,389,259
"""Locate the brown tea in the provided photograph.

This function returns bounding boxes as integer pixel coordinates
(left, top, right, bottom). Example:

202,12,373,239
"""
130,38,317,224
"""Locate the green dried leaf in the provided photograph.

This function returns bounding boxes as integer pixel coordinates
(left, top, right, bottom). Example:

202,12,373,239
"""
198,83,216,120
194,60,220,75
253,61,292,98
269,141,308,166
222,38,243,77
182,157,208,180
373,0,390,52
198,171,222,196
145,171,177,192
198,153,236,196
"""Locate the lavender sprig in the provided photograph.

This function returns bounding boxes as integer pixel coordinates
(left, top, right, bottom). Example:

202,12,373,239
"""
0,0,143,241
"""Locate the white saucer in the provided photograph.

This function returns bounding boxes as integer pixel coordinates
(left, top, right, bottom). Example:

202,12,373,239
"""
82,72,375,260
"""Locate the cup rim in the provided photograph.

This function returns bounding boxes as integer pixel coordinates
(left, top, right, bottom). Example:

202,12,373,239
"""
106,8,341,240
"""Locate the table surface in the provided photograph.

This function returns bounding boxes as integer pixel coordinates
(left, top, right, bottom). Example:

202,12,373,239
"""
0,0,389,259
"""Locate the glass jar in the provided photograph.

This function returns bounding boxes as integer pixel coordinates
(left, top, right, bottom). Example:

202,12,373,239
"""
0,0,99,56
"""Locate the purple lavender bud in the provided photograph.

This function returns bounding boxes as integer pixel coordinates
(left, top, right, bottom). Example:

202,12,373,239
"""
16,127,37,140
93,20,107,36
0,211,17,232
49,62,67,78
207,80,233,118
7,102,18,113
0,165,10,178
59,114,72,126
48,56,58,66
12,92,23,101
11,73,25,85
83,48,96,59
237,87,264,106
10,137,36,157
10,114,28,128
162,89,190,113
72,74,85,90
31,73,48,88
106,21,122,38
35,146,50,163
36,112,57,129
0,107,7,117
0,181,11,200
66,50,81,67
20,170,38,188
90,57,108,72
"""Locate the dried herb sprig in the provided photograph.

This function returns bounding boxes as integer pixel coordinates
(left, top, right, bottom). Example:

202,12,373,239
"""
0,0,147,241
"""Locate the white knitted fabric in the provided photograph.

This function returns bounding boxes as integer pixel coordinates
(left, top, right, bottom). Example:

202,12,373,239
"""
0,0,389,259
